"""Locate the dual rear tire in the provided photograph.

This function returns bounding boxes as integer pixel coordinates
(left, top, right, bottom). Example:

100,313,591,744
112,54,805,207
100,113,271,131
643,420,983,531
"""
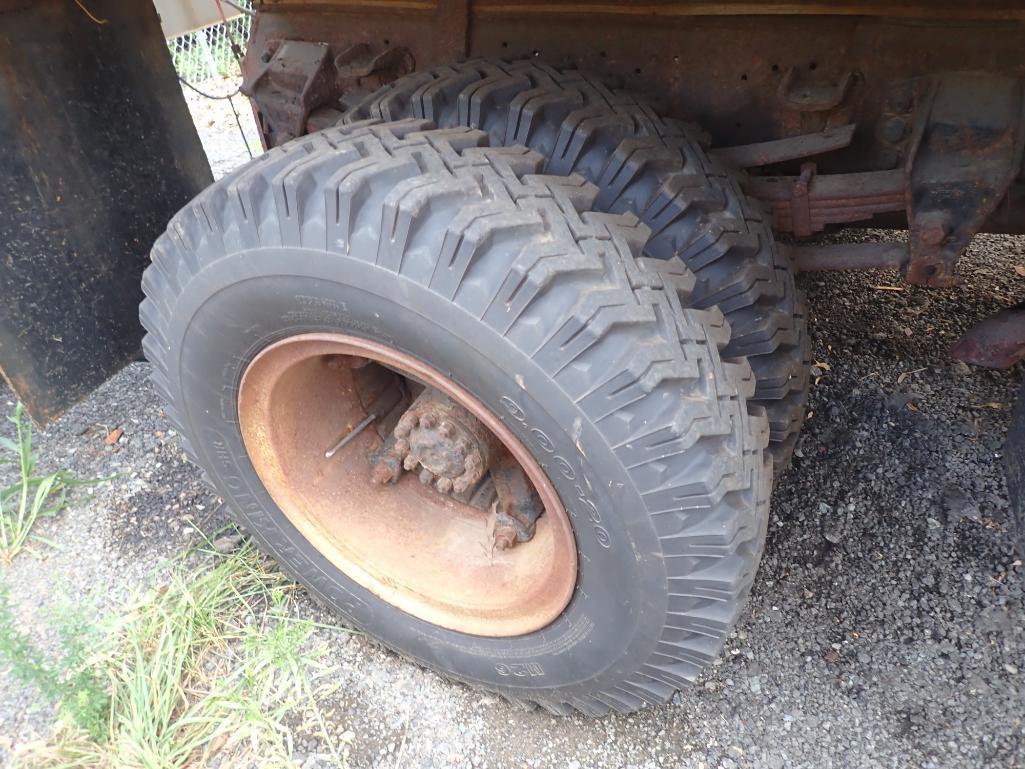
142,75,788,713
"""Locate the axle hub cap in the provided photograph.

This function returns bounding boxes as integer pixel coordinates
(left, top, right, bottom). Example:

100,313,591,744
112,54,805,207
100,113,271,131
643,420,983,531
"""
237,333,577,637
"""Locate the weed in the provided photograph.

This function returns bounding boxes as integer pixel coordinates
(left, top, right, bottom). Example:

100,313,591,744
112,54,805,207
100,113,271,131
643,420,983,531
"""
0,402,347,766
0,586,111,743
0,403,105,564
7,543,345,768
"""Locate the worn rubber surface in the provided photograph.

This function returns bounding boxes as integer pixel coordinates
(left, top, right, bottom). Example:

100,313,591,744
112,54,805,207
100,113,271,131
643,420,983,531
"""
346,60,810,475
140,121,771,715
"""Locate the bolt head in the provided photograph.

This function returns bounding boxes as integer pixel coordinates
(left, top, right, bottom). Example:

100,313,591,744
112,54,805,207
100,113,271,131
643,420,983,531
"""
881,116,906,144
917,212,951,246
420,413,438,429
418,468,435,485
394,439,410,456
370,461,398,485
435,477,453,494
403,454,420,471
494,525,517,550
395,414,417,438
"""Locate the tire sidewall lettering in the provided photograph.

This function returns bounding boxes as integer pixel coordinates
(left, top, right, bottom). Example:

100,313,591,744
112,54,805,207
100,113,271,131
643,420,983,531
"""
495,662,545,678
500,394,611,550
165,249,662,692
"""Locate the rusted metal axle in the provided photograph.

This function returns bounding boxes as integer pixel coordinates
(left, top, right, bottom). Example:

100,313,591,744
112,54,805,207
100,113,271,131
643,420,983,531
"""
790,242,909,272
370,387,498,493
369,386,543,548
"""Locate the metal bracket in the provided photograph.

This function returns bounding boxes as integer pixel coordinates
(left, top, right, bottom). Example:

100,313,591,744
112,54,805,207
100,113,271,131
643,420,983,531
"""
491,452,544,549
778,67,854,113
243,41,336,147
777,67,855,136
246,40,417,146
905,73,1025,286
334,44,416,108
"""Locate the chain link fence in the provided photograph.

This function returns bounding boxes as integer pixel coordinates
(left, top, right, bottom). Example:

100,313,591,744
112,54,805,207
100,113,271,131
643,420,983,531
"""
167,1,253,83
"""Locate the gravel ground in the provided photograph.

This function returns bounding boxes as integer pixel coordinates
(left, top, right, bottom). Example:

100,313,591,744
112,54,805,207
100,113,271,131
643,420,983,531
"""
1,81,1023,769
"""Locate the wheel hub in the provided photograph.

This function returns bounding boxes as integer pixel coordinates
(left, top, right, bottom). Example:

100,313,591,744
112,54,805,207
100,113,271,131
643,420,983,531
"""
237,333,577,637
370,388,498,495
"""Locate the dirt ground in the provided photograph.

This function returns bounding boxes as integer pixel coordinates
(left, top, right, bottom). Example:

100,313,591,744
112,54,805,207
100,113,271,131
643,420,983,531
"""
0,80,1022,769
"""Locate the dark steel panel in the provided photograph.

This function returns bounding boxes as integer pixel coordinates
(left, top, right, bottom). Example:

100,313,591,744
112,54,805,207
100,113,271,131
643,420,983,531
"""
248,6,1025,168
0,0,212,423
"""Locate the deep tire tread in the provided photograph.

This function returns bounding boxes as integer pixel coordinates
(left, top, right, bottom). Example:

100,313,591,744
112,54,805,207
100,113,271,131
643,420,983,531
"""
141,122,770,716
347,60,809,474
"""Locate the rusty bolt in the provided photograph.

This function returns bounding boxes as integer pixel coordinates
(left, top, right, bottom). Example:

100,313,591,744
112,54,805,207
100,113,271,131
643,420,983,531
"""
403,453,420,471
370,461,400,485
420,413,438,429
881,116,906,144
494,525,518,550
435,477,453,494
917,212,951,247
452,472,475,494
419,468,435,485
395,414,418,438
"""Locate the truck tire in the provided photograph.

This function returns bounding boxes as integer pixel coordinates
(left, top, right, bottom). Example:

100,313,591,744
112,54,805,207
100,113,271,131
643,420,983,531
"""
346,60,809,475
140,121,770,715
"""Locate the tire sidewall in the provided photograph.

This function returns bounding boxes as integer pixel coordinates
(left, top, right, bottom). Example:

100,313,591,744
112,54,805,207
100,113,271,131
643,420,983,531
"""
165,245,669,697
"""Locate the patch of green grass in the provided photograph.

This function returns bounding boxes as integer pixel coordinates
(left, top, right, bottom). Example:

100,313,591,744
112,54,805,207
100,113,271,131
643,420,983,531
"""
0,588,110,743
0,403,103,565
3,543,347,768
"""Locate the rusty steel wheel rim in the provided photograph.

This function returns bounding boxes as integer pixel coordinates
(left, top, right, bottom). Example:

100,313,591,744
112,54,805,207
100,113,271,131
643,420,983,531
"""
237,333,577,637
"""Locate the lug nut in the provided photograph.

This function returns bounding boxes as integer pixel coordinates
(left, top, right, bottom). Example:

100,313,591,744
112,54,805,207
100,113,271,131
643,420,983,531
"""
419,468,435,485
494,525,518,550
394,438,410,456
420,413,438,429
435,477,453,494
403,453,420,471
370,460,400,485
453,471,474,494
395,414,418,438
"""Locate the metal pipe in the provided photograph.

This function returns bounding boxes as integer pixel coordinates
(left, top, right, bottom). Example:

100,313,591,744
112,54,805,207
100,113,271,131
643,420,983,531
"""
791,241,909,272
